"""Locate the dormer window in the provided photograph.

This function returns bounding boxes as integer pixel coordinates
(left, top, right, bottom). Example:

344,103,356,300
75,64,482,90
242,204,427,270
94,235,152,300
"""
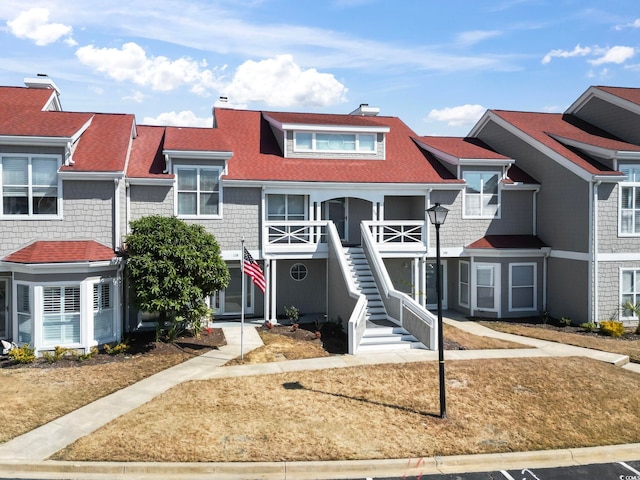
462,170,500,218
294,132,376,153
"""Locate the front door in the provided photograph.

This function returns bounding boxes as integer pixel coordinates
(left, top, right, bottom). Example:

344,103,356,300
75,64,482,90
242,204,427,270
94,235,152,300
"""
212,267,254,316
327,198,348,242
0,279,8,339
426,260,447,310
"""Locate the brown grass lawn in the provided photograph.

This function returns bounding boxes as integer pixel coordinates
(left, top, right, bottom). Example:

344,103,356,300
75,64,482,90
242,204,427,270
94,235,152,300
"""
443,323,527,350
0,329,226,444
480,322,640,362
53,356,640,462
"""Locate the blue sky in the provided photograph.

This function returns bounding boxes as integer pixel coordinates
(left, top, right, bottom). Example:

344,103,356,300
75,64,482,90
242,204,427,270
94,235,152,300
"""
1,0,639,136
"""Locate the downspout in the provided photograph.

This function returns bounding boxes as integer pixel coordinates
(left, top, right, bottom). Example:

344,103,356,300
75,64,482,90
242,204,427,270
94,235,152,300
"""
114,178,120,250
125,181,131,235
532,187,540,236
593,180,601,324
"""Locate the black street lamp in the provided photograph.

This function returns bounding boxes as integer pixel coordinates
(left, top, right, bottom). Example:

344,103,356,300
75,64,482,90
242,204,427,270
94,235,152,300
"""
427,202,449,419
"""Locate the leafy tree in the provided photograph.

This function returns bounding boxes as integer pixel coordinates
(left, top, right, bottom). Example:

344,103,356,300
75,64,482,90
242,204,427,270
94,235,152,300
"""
125,215,230,340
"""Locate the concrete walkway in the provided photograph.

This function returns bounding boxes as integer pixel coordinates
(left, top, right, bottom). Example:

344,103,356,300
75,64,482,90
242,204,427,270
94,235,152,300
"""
0,316,638,478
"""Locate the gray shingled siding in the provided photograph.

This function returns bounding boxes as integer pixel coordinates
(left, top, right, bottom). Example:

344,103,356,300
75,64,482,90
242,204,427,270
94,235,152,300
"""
597,183,640,253
429,189,534,249
275,258,326,318
547,257,589,324
1,180,114,257
186,187,262,251
128,185,174,223
477,121,591,252
597,260,640,325
284,131,385,160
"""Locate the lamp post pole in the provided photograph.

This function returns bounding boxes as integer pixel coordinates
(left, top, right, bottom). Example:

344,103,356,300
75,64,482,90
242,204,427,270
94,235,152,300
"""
434,220,446,419
427,202,448,420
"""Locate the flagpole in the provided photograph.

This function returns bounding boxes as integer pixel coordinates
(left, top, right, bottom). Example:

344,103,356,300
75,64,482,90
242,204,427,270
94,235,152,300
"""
240,237,245,361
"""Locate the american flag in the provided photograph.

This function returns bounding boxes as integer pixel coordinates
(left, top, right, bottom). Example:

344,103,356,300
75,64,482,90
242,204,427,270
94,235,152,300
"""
243,247,266,293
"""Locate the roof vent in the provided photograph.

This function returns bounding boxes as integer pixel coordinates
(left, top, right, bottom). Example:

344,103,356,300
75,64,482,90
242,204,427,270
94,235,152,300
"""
350,103,380,116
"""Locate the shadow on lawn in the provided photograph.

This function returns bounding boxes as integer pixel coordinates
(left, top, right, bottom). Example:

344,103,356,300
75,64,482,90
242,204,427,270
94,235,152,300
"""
282,381,440,418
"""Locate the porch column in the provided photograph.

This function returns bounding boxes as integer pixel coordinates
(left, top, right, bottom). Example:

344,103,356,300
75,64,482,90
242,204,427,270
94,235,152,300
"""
420,255,427,307
264,259,270,322
270,259,278,322
413,257,420,302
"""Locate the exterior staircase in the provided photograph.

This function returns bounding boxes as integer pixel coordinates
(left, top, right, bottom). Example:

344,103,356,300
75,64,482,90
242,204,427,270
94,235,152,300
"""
344,247,425,353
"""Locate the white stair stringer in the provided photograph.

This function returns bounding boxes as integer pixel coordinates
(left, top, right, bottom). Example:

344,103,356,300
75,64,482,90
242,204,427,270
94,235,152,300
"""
343,247,426,353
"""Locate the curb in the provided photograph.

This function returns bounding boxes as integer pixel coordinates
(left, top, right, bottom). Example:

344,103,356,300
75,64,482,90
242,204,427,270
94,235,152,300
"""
1,443,639,479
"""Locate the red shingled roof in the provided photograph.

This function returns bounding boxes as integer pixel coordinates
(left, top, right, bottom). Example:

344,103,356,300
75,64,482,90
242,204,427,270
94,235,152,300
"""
596,86,640,106
127,125,171,179
491,111,626,176
61,113,135,172
216,108,462,184
264,111,383,128
164,126,231,152
418,136,510,160
467,235,547,249
0,86,55,111
3,240,116,264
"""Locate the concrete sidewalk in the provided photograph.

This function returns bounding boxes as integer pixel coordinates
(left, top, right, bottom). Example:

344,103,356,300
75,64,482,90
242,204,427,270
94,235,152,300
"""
0,316,637,478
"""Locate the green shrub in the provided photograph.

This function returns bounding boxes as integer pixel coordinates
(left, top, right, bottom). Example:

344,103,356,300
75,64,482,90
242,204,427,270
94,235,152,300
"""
599,319,625,338
580,322,597,332
76,346,99,362
7,344,36,364
104,341,129,355
559,317,571,327
42,346,71,363
284,305,300,323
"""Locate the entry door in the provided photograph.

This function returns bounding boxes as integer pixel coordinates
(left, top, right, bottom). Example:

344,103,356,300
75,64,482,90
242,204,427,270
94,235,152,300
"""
0,279,7,338
426,261,447,310
327,198,348,242
212,267,254,316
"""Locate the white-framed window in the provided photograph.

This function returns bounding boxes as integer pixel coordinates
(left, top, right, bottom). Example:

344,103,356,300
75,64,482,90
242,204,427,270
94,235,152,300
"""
294,132,376,153
93,282,116,343
619,164,640,236
459,261,470,308
621,269,640,319
16,283,32,344
509,263,536,311
463,171,500,218
42,285,81,346
475,263,499,312
290,263,308,281
1,154,61,217
267,194,307,221
175,166,222,218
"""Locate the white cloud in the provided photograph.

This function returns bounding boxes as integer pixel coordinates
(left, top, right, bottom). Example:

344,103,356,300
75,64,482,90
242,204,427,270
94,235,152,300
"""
7,8,74,46
542,44,591,64
75,42,224,94
427,104,486,127
222,54,348,107
456,30,501,46
589,46,635,66
123,91,146,103
615,18,640,30
142,111,212,127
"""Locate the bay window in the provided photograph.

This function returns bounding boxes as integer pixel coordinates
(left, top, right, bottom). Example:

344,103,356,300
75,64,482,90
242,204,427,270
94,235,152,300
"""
621,269,640,318
510,263,536,311
42,286,81,346
93,282,115,343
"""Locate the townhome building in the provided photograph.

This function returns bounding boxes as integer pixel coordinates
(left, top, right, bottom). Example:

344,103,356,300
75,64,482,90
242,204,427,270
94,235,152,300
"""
1,77,639,357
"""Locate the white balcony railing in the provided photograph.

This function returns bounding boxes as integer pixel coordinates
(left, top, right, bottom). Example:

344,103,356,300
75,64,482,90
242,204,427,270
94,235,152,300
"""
364,221,426,252
264,221,328,254
264,220,426,254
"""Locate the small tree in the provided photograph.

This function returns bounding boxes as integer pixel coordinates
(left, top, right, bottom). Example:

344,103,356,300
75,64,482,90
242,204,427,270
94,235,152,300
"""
125,215,230,340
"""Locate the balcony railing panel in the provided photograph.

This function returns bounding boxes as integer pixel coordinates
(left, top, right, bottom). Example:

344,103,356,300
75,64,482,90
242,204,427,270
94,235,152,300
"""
264,221,328,254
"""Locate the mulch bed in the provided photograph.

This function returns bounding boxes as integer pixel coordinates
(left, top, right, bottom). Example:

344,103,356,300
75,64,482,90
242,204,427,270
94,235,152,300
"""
0,328,226,369
260,321,348,354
